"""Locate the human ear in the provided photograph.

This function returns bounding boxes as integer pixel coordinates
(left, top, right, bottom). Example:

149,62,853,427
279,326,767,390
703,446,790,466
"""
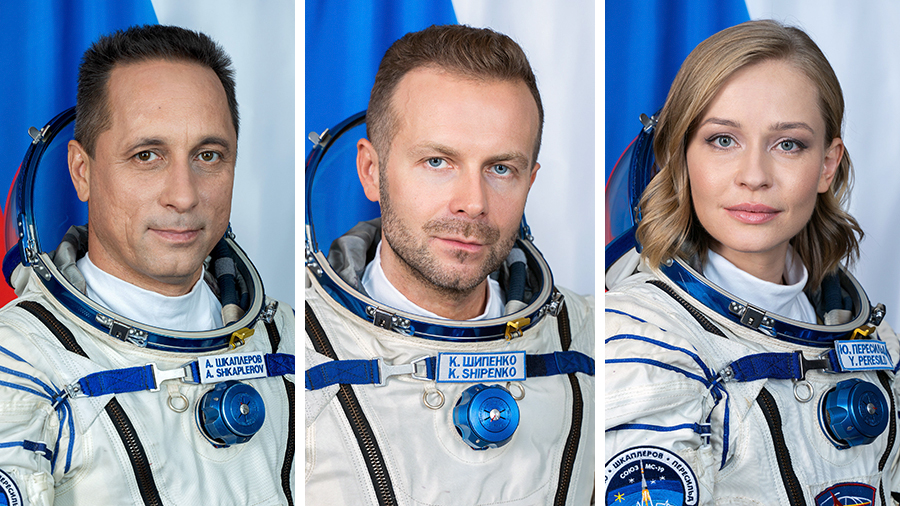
68,140,91,202
357,138,380,203
528,162,541,189
819,137,843,193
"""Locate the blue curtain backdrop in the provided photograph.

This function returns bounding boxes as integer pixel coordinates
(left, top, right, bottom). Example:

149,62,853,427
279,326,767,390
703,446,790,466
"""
0,1,157,303
604,0,750,184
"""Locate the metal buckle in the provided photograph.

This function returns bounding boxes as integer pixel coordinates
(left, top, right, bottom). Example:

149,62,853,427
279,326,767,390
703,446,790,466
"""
797,351,833,380
149,363,194,391
375,356,430,386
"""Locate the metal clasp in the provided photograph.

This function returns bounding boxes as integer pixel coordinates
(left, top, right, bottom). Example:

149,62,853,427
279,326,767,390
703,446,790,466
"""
375,356,430,386
229,328,254,349
149,363,194,391
504,318,531,340
851,324,876,340
797,351,833,380
366,306,412,335
728,301,776,336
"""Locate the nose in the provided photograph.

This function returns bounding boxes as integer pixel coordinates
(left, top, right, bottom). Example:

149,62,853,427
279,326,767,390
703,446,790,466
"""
160,158,201,212
449,166,487,218
735,146,774,190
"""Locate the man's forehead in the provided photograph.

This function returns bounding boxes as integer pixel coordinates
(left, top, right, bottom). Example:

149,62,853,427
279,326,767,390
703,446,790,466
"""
101,59,235,145
388,68,539,161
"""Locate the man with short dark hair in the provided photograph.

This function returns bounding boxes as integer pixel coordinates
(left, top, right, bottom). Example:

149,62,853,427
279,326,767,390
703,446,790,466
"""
305,25,594,505
0,25,294,505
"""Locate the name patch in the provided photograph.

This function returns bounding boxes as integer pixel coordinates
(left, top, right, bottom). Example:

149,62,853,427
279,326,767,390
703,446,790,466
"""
199,351,267,383
835,340,893,371
436,352,525,382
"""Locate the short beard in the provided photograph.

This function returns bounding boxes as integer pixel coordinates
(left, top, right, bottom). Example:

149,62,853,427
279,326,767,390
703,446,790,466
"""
379,167,517,300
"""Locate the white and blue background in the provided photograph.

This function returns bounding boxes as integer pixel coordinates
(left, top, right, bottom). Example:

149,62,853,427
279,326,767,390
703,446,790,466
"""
0,1,294,306
306,0,596,299
608,1,900,330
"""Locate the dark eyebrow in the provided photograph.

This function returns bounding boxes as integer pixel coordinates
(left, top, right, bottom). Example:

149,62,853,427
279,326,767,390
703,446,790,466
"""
126,138,166,152
198,136,234,151
125,136,234,154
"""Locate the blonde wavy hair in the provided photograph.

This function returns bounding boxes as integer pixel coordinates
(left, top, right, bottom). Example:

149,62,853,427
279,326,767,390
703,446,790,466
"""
636,20,862,289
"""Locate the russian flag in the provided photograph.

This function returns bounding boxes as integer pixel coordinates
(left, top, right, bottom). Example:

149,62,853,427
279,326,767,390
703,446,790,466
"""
0,0,294,306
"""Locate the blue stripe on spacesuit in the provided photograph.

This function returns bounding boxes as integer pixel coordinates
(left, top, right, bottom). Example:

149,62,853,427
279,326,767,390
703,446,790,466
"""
606,334,734,470
607,422,708,435
0,345,27,364
606,358,712,387
604,308,653,325
606,334,715,381
0,350,75,474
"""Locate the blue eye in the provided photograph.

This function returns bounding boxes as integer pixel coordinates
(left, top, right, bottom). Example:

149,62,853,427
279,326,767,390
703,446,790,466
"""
426,158,445,168
715,136,733,148
491,165,510,175
779,140,796,151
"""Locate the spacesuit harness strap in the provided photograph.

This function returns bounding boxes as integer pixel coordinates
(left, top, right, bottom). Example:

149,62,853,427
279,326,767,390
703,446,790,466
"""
304,350,594,390
720,341,893,384
55,352,295,404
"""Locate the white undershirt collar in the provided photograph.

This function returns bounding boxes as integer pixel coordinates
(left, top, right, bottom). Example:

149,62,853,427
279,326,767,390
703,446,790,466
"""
361,240,505,320
76,253,224,331
703,247,817,324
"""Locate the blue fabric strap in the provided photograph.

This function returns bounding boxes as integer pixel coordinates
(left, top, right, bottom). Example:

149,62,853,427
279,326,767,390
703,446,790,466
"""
78,365,154,396
266,353,295,376
0,440,53,461
305,351,595,390
76,353,297,397
305,359,379,390
728,350,842,382
729,352,801,381
526,351,595,377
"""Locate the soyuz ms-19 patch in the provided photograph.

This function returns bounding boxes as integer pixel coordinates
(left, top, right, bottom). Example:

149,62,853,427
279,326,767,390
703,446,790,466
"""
815,482,875,506
605,446,698,506
0,470,22,506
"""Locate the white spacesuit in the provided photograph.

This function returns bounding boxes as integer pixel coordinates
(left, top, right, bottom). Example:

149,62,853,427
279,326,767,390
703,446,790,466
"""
605,253,900,506
0,109,295,506
304,219,595,506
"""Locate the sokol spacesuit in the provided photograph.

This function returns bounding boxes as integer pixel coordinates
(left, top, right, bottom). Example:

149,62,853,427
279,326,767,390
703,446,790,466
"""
305,218,594,506
605,104,900,505
0,29,295,505
605,254,899,505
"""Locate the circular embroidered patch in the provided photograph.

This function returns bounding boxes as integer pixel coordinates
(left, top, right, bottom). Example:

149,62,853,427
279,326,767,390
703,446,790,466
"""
0,470,22,506
815,482,875,506
605,446,699,506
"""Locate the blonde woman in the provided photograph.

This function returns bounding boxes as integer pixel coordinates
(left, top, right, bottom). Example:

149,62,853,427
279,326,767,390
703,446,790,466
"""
605,20,900,506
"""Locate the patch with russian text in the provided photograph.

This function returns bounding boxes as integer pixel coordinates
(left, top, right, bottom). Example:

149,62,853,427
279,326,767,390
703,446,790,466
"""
815,482,875,506
198,351,267,383
835,340,893,371
436,352,525,383
605,446,698,506
0,470,22,506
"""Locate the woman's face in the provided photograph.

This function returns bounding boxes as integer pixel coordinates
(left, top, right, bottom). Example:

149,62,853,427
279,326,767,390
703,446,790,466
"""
685,59,843,282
